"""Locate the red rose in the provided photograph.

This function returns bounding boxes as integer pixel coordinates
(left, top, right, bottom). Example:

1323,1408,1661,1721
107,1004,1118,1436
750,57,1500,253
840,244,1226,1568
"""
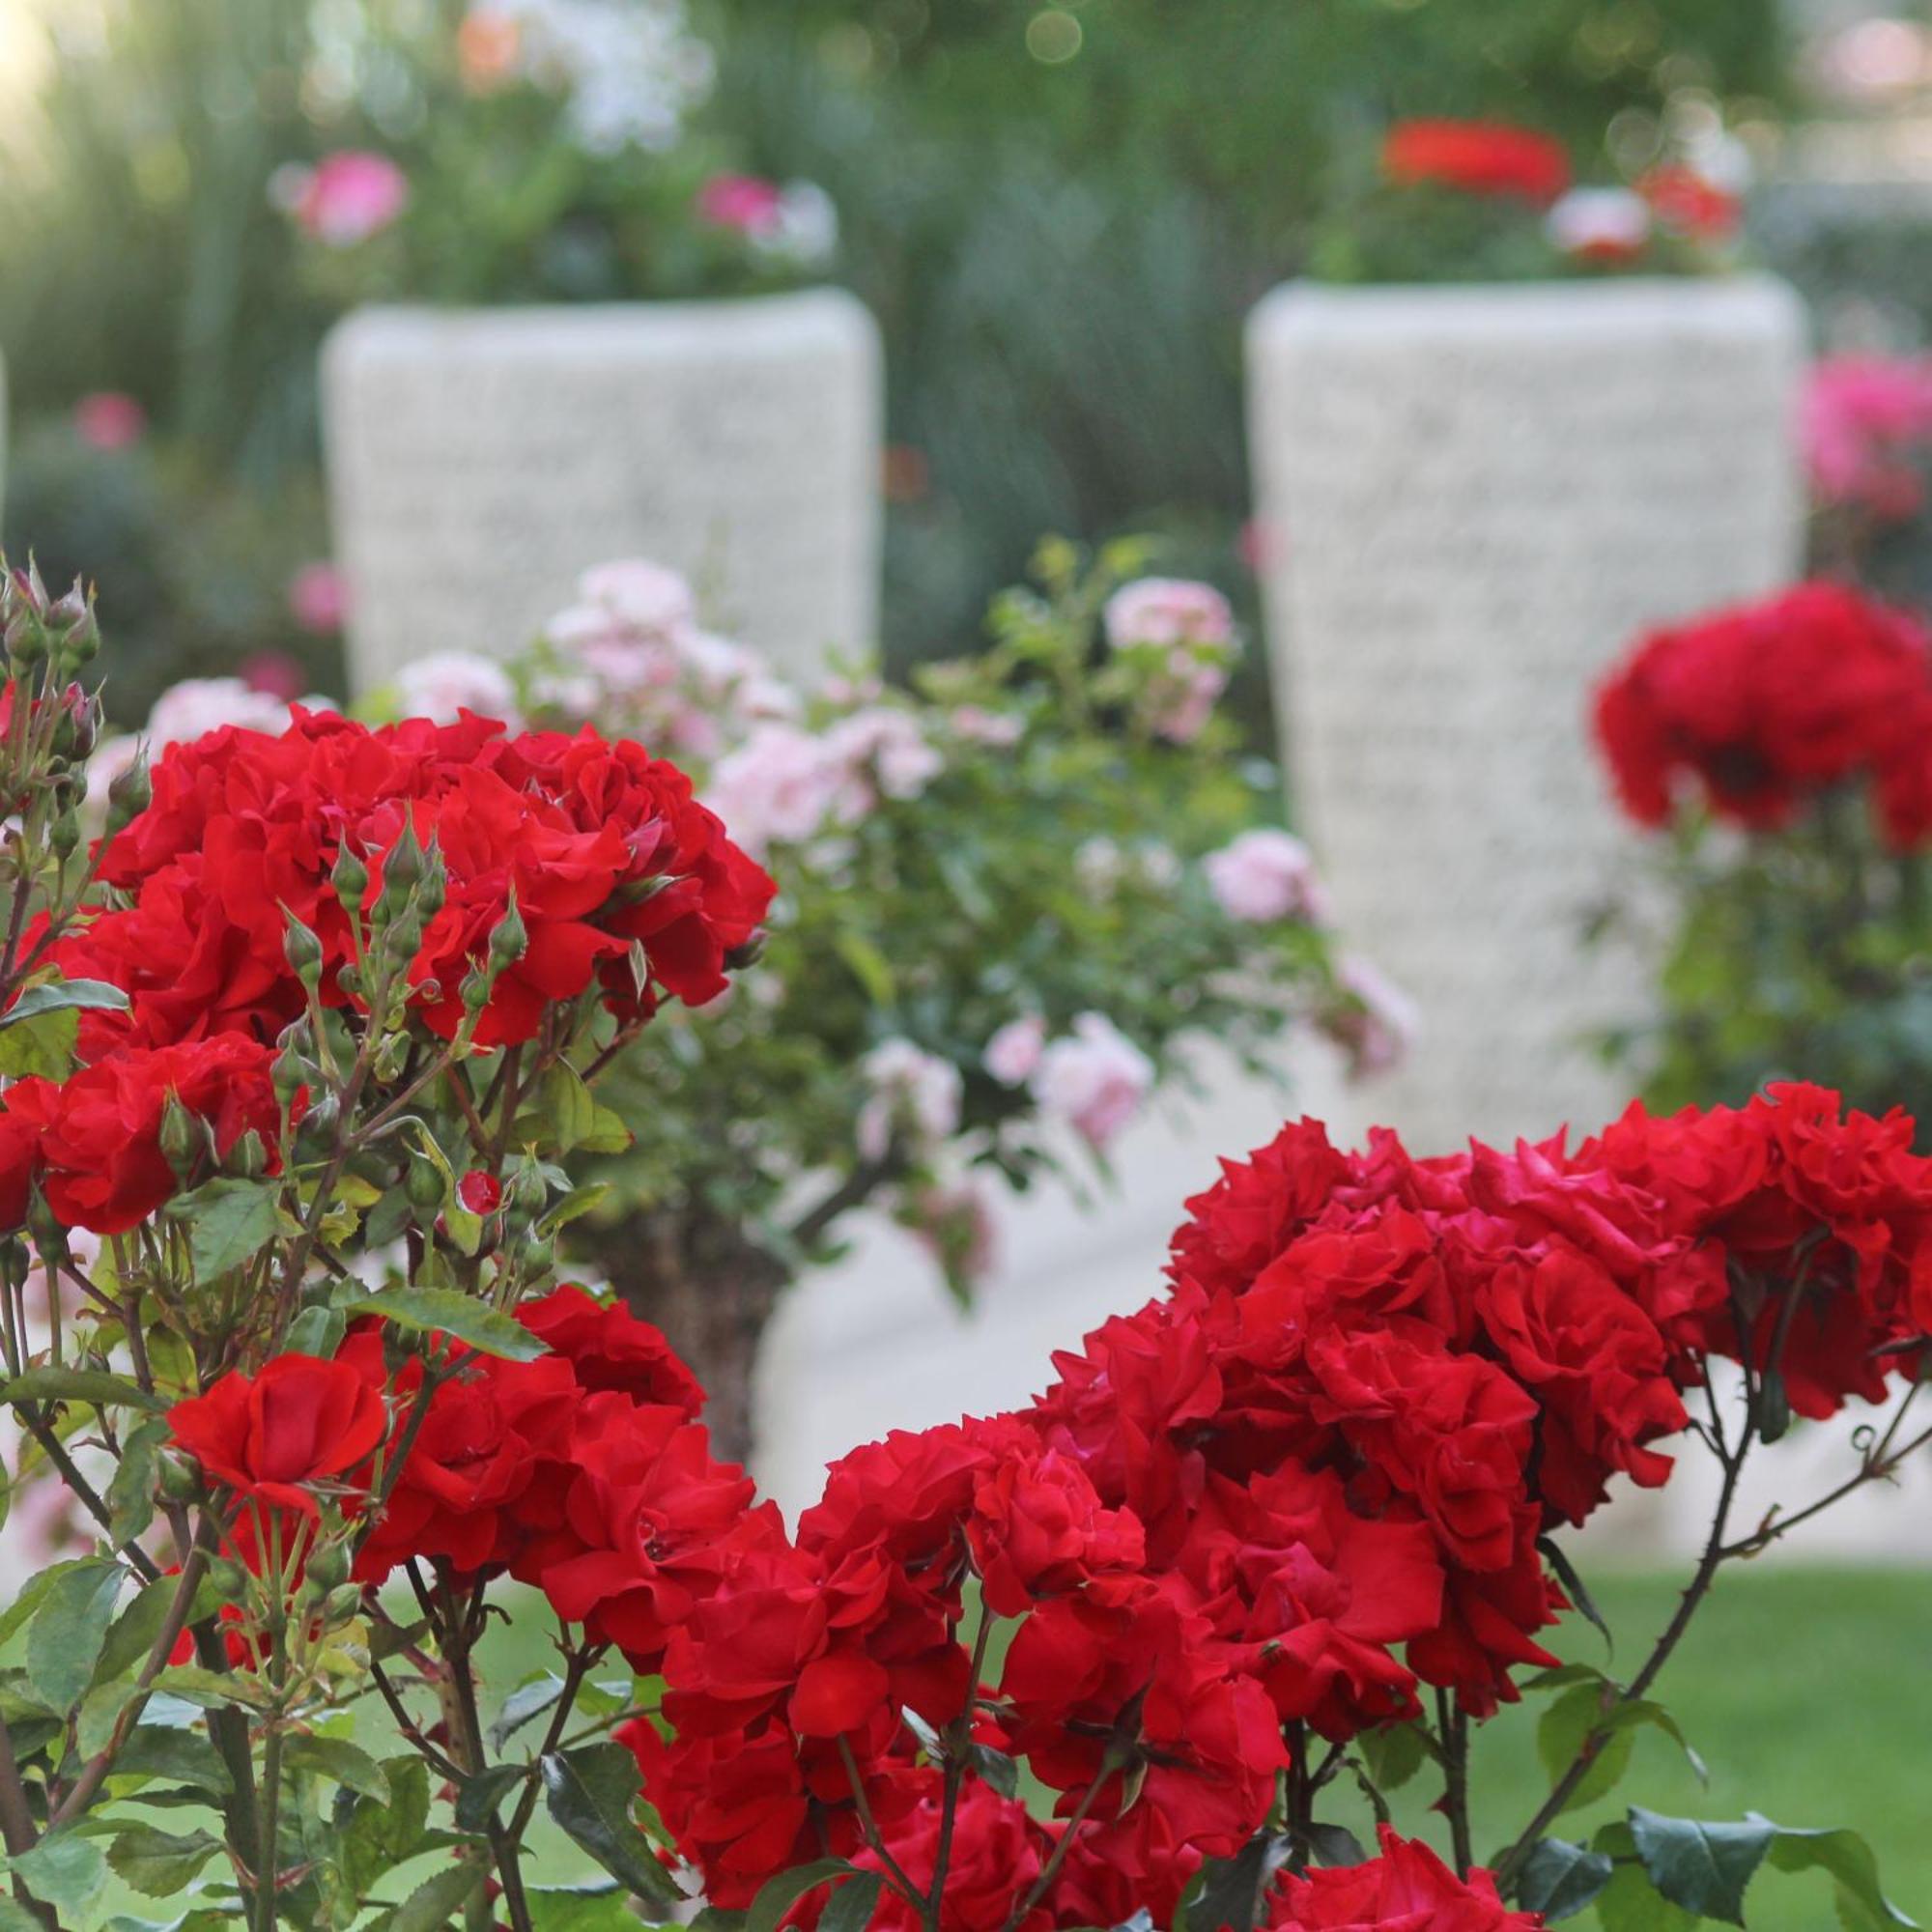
1593,583,1932,843
1,1036,287,1235
457,1169,502,1215
1639,163,1741,242
1382,119,1571,203
965,1422,1146,1616
516,1283,705,1413
169,1354,387,1517
1273,1826,1542,1930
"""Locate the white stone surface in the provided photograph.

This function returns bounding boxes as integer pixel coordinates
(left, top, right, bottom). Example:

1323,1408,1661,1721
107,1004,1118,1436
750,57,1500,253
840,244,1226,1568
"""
1246,276,1806,1157
321,290,883,691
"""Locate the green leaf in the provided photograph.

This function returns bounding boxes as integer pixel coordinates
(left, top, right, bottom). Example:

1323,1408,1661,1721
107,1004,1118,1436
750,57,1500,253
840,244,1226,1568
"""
491,1672,569,1751
98,1569,210,1686
1178,1833,1295,1932
455,1761,527,1832
26,1558,125,1713
104,1822,221,1896
541,1744,682,1907
1606,1700,1708,1787
746,1860,852,1932
0,1366,164,1413
1355,1720,1430,1793
1763,1819,1918,1928
407,1126,482,1255
536,1184,611,1237
968,1742,1019,1800
578,1104,634,1156
1595,1863,1697,1932
526,1885,639,1931
1628,1809,1776,1926
340,1287,546,1362
183,1178,282,1283
0,1006,78,1079
0,1901,45,1932
109,1724,233,1796
3,1831,109,1921
284,1304,347,1358
339,1756,430,1896
371,1859,487,1932
1303,1825,1365,1869
819,1872,885,1932
150,1663,272,1712
521,1063,599,1155
1512,1838,1613,1920
1536,1683,1636,1816
0,1558,88,1649
1,979,130,1025
77,1679,139,1761
106,1419,169,1546
282,1733,390,1803
1538,1536,1612,1652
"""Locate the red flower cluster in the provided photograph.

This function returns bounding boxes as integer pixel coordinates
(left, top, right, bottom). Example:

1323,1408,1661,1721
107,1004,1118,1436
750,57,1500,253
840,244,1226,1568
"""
0,708,770,1237
605,1085,1926,1927
47,707,773,1057
1381,121,1572,204
1593,582,1932,846
0,1036,287,1236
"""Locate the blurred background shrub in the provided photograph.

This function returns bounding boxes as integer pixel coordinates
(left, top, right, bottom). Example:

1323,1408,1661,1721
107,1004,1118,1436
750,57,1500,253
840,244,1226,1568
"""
0,0,1789,696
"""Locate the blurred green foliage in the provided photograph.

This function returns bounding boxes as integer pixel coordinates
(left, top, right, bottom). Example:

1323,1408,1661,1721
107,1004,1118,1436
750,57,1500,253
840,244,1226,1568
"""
0,0,1788,687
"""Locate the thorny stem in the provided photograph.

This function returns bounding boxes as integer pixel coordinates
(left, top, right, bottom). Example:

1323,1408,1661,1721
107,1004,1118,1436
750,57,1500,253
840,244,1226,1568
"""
1434,1691,1473,1879
1003,1754,1119,1932
927,1600,998,1932
838,1735,923,1909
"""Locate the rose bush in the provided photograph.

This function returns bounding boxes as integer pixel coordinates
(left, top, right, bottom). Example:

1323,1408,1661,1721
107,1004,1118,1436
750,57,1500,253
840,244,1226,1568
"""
1593,579,1932,1126
0,556,1924,1931
343,539,1379,1457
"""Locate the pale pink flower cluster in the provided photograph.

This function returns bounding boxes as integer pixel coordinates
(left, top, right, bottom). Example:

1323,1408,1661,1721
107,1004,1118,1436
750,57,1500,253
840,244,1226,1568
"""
1801,355,1932,522
704,705,941,858
856,1038,964,1163
394,652,519,726
274,151,409,246
983,1011,1153,1151
541,560,793,758
1206,828,1330,925
696,173,839,270
1102,577,1237,743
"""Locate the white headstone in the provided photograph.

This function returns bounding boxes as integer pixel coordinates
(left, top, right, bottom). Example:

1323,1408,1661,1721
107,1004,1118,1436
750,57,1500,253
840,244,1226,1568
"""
1247,275,1806,1154
321,290,883,689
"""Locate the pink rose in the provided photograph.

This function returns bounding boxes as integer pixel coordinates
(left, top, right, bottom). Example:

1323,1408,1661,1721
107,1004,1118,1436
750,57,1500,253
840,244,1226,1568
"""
1206,829,1329,924
286,151,409,246
73,392,147,452
1102,578,1235,651
696,173,784,237
1030,1013,1153,1151
287,561,349,636
984,1015,1045,1086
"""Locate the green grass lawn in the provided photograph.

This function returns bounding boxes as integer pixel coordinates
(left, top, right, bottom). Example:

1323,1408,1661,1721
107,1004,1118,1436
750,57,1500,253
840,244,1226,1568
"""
1324,1566,1932,1929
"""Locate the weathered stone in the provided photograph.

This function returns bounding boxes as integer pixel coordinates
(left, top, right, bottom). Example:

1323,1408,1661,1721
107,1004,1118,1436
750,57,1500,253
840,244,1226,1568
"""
1247,275,1804,1151
322,290,882,689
